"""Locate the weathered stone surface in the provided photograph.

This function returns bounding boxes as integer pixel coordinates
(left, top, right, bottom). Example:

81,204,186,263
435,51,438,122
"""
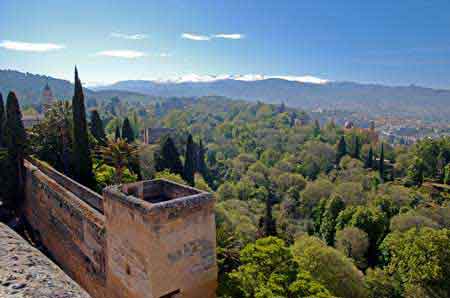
0,223,91,298
22,159,217,298
104,180,217,298
23,161,107,298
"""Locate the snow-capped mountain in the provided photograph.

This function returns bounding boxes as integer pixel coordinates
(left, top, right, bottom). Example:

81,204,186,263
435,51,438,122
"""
148,74,328,84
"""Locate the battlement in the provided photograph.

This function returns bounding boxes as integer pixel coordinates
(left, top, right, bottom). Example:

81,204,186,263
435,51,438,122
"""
22,159,217,298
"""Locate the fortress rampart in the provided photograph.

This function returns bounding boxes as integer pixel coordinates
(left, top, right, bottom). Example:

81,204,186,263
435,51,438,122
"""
23,159,217,298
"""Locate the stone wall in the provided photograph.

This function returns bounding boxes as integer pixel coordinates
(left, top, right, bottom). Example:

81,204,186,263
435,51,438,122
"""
28,157,104,212
22,161,217,298
23,161,107,298
0,223,92,298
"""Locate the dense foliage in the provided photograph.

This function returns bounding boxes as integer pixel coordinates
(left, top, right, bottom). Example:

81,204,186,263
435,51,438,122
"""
141,96,449,298
4,86,449,297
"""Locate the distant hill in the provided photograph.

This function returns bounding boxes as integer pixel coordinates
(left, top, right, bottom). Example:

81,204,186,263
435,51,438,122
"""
2,69,450,122
96,78,450,122
0,70,152,106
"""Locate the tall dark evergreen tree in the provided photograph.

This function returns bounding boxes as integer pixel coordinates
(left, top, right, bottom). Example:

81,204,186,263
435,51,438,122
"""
155,136,183,176
379,143,385,182
261,190,277,237
115,125,121,140
365,146,374,169
0,92,4,147
4,92,27,209
351,135,360,159
72,67,95,188
336,135,347,164
319,195,345,246
183,134,196,186
121,117,135,143
197,139,209,179
313,119,321,137
90,110,106,145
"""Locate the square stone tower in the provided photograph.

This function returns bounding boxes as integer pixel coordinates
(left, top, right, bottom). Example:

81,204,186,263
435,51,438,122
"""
103,179,217,298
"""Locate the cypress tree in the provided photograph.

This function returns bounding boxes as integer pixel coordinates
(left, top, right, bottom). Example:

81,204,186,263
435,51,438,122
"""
72,67,95,188
4,92,27,209
313,119,321,137
115,125,121,140
319,195,345,246
183,134,195,186
352,135,360,159
336,135,347,164
407,157,424,186
90,110,106,145
379,143,385,182
0,92,4,147
197,139,208,179
365,146,373,169
155,136,183,176
261,190,277,237
121,117,135,143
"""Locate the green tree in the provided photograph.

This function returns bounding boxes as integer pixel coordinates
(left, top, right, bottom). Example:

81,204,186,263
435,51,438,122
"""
197,139,209,180
313,119,321,137
444,164,450,185
293,235,367,298
351,135,360,159
379,143,385,182
0,92,4,147
28,101,73,175
114,124,121,140
121,117,135,143
183,134,195,186
96,139,139,184
289,271,334,298
229,237,297,298
406,157,424,186
335,227,369,270
380,228,450,297
364,268,402,298
230,237,332,298
4,92,27,210
155,136,183,176
71,67,95,188
260,191,277,237
337,206,388,266
365,146,373,169
319,195,345,246
336,135,347,164
90,110,106,145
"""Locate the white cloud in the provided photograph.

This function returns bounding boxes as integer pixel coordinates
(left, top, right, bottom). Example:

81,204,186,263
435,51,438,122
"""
110,32,148,40
0,40,65,52
158,52,172,57
181,33,211,41
95,50,147,59
213,33,245,40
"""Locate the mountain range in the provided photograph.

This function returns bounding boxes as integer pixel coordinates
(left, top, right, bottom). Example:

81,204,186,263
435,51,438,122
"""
1,69,450,121
96,76,450,121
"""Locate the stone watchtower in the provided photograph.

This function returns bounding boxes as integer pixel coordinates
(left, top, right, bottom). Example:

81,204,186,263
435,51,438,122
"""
103,179,217,298
42,81,56,112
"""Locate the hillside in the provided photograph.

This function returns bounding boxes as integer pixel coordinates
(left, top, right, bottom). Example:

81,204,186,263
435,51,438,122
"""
0,70,152,106
97,78,450,122
2,69,450,122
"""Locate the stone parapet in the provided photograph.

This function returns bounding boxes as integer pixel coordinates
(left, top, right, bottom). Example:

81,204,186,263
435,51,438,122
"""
0,223,92,298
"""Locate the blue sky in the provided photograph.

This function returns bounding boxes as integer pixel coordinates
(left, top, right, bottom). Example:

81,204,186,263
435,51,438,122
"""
1,0,450,88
